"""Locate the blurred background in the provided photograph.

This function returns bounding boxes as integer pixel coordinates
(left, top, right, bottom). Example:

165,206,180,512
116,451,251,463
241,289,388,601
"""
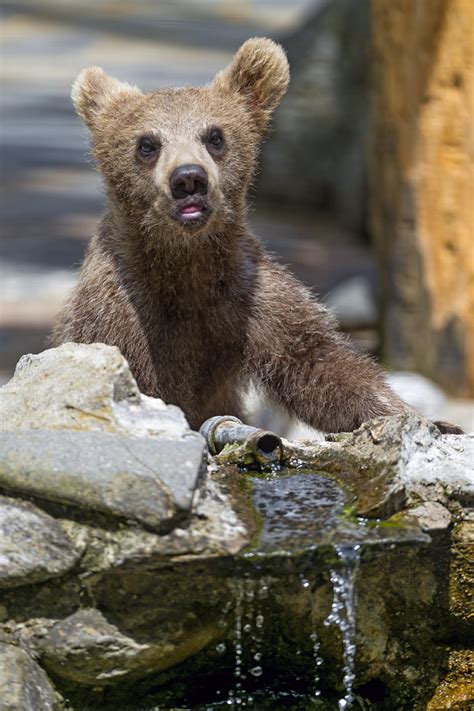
1,0,473,429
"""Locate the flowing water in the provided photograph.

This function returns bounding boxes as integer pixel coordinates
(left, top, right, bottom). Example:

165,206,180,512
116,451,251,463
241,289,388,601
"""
195,470,423,709
129,468,429,710
325,545,361,710
219,542,361,709
299,572,324,699
224,576,271,707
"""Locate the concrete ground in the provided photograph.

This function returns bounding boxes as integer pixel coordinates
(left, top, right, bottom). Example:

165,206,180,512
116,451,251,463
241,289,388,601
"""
1,0,472,431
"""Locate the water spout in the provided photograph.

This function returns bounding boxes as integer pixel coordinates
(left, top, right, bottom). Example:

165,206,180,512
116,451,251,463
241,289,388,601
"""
200,415,283,464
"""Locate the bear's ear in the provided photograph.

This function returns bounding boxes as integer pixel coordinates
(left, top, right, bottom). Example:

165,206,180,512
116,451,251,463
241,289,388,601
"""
71,67,141,128
214,38,289,130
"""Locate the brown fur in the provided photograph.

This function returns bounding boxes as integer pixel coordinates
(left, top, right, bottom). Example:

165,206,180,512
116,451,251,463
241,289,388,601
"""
54,38,419,432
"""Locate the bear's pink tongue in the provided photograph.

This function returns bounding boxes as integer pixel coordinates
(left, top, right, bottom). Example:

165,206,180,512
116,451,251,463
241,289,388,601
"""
180,204,202,215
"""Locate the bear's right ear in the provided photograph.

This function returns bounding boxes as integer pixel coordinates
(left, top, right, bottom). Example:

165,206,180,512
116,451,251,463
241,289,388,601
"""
213,38,289,131
72,67,141,129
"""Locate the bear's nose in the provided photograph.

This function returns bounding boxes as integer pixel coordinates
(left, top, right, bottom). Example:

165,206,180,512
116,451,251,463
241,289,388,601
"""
169,164,208,199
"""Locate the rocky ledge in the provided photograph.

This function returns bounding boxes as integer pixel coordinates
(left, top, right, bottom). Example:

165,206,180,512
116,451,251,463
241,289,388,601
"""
0,344,472,710
0,343,206,533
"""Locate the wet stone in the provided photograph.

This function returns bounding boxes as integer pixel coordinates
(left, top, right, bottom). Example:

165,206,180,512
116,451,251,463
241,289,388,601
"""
252,473,346,552
406,501,452,531
449,518,474,626
0,429,206,532
0,496,80,589
302,413,474,518
39,607,221,686
40,608,151,686
0,642,60,710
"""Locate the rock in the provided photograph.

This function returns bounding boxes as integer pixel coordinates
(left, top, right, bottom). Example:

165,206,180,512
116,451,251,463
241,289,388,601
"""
324,275,377,328
348,414,474,515
0,496,80,589
449,517,474,628
286,412,474,517
0,642,60,710
426,649,474,710
386,372,448,421
405,501,452,532
0,429,206,533
0,342,189,438
40,608,150,685
0,346,471,708
39,607,221,686
401,429,474,509
0,343,207,532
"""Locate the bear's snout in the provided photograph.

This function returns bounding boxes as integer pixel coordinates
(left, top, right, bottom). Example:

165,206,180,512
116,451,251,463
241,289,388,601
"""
169,164,208,199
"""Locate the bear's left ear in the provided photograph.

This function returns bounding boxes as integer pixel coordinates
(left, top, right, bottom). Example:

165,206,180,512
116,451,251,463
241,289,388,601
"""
213,38,289,130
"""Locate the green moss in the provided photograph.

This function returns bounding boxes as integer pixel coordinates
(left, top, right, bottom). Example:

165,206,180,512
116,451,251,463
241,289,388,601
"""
364,516,409,530
236,470,264,551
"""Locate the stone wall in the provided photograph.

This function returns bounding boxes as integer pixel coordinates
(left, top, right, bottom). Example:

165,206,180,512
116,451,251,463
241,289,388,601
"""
0,345,472,708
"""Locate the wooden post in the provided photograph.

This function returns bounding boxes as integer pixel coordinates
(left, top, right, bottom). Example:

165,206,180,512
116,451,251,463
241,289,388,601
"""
369,0,474,395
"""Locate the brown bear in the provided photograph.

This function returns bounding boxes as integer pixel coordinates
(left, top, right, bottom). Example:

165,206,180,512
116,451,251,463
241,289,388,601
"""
52,38,459,434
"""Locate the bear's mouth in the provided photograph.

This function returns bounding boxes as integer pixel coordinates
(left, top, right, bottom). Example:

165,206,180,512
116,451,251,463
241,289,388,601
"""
172,196,211,226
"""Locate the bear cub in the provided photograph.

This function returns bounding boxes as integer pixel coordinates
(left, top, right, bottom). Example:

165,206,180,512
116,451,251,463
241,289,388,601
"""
53,38,460,434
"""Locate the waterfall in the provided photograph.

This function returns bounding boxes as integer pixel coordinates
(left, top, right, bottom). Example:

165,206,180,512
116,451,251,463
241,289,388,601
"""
226,576,270,706
299,572,324,698
325,544,361,710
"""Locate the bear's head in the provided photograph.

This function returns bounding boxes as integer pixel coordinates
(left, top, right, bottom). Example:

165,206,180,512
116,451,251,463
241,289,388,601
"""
72,38,289,238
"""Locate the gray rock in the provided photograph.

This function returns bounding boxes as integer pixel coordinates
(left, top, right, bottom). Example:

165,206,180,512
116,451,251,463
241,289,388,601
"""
0,342,189,438
0,343,207,531
0,429,206,532
434,398,474,434
40,607,221,686
349,415,474,514
386,371,448,420
0,642,59,710
324,275,377,328
0,496,80,589
40,608,151,686
383,372,474,433
402,429,474,508
405,501,452,532
286,413,474,517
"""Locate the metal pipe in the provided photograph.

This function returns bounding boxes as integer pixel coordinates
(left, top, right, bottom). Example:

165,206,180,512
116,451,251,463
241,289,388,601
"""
200,415,283,464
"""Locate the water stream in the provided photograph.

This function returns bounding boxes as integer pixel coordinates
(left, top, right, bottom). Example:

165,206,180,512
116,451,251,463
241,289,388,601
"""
225,576,271,707
299,572,323,699
176,470,426,709
325,544,361,710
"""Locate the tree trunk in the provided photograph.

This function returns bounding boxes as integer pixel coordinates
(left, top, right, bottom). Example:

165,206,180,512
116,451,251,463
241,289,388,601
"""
369,0,474,396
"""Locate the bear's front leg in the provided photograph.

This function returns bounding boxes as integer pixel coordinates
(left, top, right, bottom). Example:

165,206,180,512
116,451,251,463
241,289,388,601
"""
245,260,407,433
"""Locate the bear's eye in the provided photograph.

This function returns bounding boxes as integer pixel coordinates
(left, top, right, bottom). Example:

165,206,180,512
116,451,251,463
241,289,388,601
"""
137,136,160,160
206,127,225,155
